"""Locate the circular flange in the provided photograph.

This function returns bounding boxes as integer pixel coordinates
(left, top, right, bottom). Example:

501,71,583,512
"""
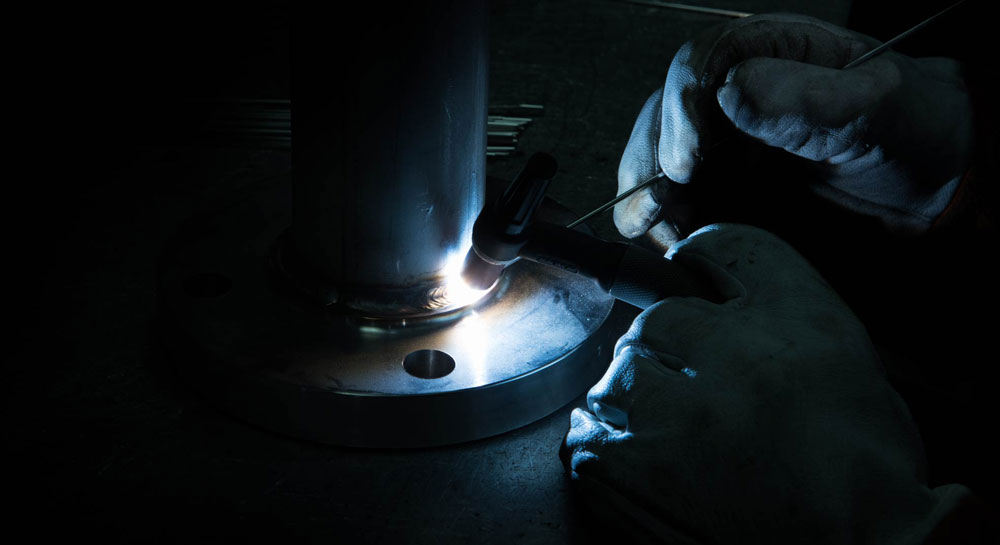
159,176,624,447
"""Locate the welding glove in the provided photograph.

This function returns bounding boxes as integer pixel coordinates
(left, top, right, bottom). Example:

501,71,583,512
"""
614,13,974,244
562,223,971,545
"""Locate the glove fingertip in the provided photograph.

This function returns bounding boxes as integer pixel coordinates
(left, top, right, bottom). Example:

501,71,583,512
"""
613,190,661,239
716,61,762,135
657,99,698,184
716,83,739,122
658,143,696,185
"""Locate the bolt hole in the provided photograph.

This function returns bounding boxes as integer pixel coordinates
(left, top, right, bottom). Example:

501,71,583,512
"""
403,349,455,379
183,272,233,298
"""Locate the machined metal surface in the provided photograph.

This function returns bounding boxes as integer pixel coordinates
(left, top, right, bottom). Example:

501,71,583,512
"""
160,176,622,448
159,1,622,448
291,1,489,316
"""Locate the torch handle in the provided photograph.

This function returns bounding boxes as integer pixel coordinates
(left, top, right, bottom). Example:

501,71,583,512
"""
520,222,718,309
608,244,717,308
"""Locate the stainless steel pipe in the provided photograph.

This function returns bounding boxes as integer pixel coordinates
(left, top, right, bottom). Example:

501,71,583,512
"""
291,2,488,316
164,2,621,447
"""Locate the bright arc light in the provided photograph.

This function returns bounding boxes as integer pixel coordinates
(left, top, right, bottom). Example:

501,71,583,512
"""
439,250,493,308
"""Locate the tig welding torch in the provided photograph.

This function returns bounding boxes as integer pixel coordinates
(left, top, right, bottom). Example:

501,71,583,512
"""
461,153,717,309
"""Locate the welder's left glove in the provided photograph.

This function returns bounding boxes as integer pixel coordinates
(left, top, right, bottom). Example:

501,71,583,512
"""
561,223,970,544
615,14,975,243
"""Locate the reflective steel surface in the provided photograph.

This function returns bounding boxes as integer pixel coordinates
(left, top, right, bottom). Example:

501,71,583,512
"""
291,1,488,316
160,177,622,447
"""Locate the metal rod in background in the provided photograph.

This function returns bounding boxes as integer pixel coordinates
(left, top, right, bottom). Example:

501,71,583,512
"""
622,0,752,18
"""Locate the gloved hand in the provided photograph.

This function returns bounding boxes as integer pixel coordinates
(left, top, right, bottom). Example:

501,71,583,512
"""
614,14,974,243
562,223,970,544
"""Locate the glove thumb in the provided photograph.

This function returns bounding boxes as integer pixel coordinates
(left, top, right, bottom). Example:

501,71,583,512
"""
716,56,899,162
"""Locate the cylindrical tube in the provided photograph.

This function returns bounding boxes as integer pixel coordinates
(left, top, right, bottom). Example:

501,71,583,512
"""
291,1,488,316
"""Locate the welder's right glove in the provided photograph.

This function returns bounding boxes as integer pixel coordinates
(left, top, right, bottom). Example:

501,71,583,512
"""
562,223,976,544
615,14,975,244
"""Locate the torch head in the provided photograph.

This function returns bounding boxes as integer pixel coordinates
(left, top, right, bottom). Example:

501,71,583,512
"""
460,246,506,291
459,152,559,292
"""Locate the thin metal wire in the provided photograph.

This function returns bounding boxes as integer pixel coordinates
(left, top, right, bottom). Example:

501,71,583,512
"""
566,172,666,229
843,0,966,69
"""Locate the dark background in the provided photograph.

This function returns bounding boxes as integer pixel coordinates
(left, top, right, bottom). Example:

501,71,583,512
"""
9,1,993,543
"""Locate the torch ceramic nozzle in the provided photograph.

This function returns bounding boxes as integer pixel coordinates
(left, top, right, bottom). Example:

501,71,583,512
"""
461,152,559,292
460,247,505,291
